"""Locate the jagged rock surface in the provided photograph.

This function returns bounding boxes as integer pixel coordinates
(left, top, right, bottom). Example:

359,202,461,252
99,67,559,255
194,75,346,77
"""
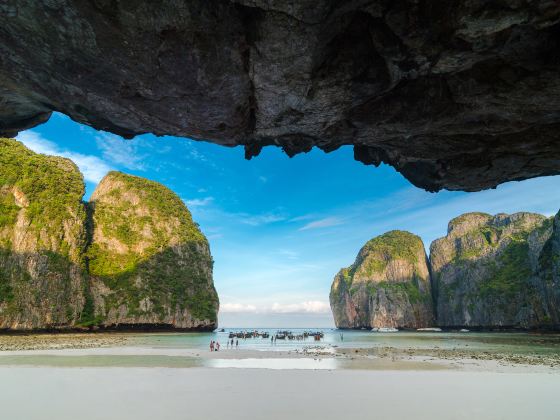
0,138,88,330
330,230,433,329
88,172,219,330
535,210,560,326
331,212,560,330
0,139,218,330
1,1,560,191
430,212,554,328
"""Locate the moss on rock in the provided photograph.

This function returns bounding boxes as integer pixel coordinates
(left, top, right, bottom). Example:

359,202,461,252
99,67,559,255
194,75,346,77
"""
330,230,433,329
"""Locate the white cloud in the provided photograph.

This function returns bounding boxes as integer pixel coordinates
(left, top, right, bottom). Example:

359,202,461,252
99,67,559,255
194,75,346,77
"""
95,132,147,170
299,216,344,231
184,197,214,207
277,249,299,260
220,303,258,313
17,131,112,184
220,301,330,314
240,213,286,226
270,301,330,314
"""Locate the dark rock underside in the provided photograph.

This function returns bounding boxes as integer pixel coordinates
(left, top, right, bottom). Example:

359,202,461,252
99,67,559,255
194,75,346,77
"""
1,0,560,191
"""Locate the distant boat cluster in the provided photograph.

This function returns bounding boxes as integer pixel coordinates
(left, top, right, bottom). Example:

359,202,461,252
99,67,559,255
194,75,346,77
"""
227,330,325,341
371,327,469,333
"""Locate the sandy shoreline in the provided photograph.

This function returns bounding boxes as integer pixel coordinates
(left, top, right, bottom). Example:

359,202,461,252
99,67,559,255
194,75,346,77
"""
0,333,559,373
1,367,560,420
1,333,559,419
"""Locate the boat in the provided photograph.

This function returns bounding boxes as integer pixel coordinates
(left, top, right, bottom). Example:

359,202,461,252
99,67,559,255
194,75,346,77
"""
372,327,398,332
459,329,470,332
417,327,442,332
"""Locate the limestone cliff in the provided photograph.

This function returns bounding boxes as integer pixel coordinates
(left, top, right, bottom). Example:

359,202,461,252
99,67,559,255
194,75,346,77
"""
0,139,218,331
0,138,88,330
330,231,433,329
87,172,218,330
535,210,560,328
430,212,553,329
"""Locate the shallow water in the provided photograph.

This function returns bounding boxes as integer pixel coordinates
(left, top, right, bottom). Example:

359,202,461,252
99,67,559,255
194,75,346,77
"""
0,328,559,370
130,328,560,355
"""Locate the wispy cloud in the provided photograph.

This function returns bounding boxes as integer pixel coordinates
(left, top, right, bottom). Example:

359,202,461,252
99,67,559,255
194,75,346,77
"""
95,132,147,171
16,131,112,184
277,249,299,260
270,301,330,314
240,213,286,226
299,216,345,231
184,197,214,207
220,303,258,313
220,301,330,314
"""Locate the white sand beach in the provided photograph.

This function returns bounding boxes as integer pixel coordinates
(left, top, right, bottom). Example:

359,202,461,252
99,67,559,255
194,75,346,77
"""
1,331,559,419
2,366,560,420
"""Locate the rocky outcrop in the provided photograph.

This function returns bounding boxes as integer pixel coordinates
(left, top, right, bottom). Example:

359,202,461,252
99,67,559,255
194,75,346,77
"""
330,231,433,329
331,212,560,330
87,172,219,330
535,210,560,327
1,2,560,192
430,212,553,329
0,138,88,330
0,138,218,331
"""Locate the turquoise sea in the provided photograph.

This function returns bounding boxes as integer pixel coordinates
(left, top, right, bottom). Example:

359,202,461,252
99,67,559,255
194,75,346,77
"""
129,328,560,355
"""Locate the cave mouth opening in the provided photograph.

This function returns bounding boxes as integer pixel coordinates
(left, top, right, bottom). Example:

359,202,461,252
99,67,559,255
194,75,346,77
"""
6,112,560,329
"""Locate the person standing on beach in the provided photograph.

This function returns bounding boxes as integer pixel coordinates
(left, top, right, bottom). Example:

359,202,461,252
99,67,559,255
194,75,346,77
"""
210,341,214,352
236,339,239,348
216,341,220,351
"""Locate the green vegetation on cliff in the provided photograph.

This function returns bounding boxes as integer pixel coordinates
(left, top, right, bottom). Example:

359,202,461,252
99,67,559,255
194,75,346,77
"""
88,171,218,324
0,138,86,260
431,212,552,328
0,138,88,327
330,230,433,329
0,140,218,330
355,230,425,279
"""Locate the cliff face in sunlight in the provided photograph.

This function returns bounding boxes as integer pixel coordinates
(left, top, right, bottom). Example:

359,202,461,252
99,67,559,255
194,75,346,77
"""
330,231,434,329
431,212,553,328
0,139,218,331
331,212,560,330
0,138,88,329
88,172,219,330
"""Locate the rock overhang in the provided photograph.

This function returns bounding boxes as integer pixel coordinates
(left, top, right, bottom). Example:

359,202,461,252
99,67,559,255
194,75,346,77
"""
0,0,559,192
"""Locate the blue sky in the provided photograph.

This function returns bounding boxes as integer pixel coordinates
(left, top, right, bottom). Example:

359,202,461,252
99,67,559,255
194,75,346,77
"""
15,113,560,328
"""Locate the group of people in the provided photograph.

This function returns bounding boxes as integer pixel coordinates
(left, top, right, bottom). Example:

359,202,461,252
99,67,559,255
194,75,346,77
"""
210,339,239,351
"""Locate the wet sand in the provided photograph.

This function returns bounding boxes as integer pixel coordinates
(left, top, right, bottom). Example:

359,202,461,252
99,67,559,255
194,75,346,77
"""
0,333,129,351
1,367,560,420
1,333,559,419
1,332,559,371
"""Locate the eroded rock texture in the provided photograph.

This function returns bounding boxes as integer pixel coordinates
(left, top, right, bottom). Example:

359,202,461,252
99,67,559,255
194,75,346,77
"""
430,212,553,328
0,138,88,330
330,230,434,329
1,1,560,191
331,212,560,330
88,171,219,330
0,138,218,331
